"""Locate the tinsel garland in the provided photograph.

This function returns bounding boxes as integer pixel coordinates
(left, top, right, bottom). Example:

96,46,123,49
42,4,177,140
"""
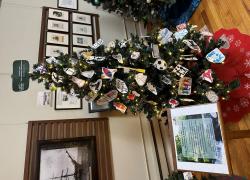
30,24,239,118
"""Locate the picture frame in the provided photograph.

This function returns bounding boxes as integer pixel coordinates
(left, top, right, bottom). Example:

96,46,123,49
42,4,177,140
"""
167,103,230,174
88,101,111,113
46,45,69,57
73,24,92,35
73,35,93,47
72,13,91,24
55,88,82,110
48,8,69,21
58,0,78,10
37,137,98,180
47,32,69,45
47,19,69,32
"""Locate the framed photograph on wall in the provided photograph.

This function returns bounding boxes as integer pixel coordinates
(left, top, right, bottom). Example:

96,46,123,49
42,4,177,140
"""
48,8,69,21
47,32,69,45
167,103,230,174
73,35,93,47
72,13,91,24
46,45,69,57
37,137,98,180
73,24,92,35
88,101,111,113
58,0,78,10
55,88,82,110
47,19,69,32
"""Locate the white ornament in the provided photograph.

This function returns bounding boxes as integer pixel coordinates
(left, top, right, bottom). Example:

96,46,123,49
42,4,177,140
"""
147,82,157,95
112,53,123,64
153,59,167,70
51,72,63,83
107,41,116,49
206,90,219,103
135,73,147,86
72,76,86,88
172,64,189,78
89,79,102,93
91,39,104,49
96,90,118,105
174,29,188,40
63,68,76,76
81,70,95,79
46,57,58,64
131,51,140,59
116,79,128,94
158,28,173,44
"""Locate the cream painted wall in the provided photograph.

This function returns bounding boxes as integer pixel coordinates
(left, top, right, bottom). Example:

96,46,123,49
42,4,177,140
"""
0,1,150,180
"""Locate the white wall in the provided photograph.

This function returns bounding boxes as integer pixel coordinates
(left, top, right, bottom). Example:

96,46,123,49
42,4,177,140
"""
0,1,151,179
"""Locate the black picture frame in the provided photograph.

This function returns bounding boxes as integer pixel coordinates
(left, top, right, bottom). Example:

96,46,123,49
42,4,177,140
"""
57,0,78,10
88,101,111,113
37,137,98,180
55,88,83,110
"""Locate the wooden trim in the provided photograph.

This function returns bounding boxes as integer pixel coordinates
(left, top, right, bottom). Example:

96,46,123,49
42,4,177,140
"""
201,10,214,33
38,7,48,63
226,130,250,140
23,118,113,180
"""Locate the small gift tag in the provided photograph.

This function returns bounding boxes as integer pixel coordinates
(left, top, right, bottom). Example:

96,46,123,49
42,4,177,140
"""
81,70,95,79
63,68,76,76
112,53,123,64
127,93,136,100
158,28,173,44
201,69,213,83
206,90,219,103
116,79,128,94
101,67,117,79
206,48,225,63
174,29,188,40
85,91,98,102
89,79,102,93
135,73,147,86
113,102,127,113
176,23,187,31
169,99,179,108
178,77,192,95
181,55,198,61
91,39,104,49
153,59,167,70
147,82,157,95
183,39,201,53
131,51,140,60
161,75,172,85
173,64,189,78
51,72,63,83
72,76,86,88
46,56,58,64
107,41,116,49
151,44,160,58
132,91,140,97
96,90,118,105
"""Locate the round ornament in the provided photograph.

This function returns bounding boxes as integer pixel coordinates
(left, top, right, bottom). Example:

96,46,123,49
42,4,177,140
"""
153,59,167,70
131,51,140,60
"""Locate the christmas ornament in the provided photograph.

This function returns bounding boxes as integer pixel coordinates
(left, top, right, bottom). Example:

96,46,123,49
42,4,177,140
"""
181,55,198,61
96,90,118,105
64,68,76,76
169,99,179,108
116,79,128,93
153,59,167,70
161,75,172,85
178,77,192,95
113,102,127,113
135,73,147,86
81,70,95,79
174,29,188,40
107,41,116,49
201,69,213,83
200,26,213,40
91,39,104,49
72,76,86,88
101,67,117,79
176,23,187,31
46,56,58,64
183,39,201,53
91,0,101,6
82,51,94,60
35,65,46,74
147,82,157,95
206,48,225,63
131,51,140,60
132,91,140,97
180,98,195,102
206,90,219,103
89,79,102,93
127,93,136,100
118,66,145,73
151,44,160,58
218,34,230,49
85,91,98,102
112,53,123,64
51,72,63,83
173,64,189,78
158,28,173,44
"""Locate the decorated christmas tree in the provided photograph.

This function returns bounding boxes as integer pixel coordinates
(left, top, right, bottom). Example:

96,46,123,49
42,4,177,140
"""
30,24,239,118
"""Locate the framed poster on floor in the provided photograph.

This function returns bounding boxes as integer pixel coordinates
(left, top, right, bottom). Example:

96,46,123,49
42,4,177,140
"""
167,103,230,174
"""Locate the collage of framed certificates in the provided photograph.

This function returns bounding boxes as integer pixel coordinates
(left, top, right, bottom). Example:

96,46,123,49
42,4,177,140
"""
38,7,100,63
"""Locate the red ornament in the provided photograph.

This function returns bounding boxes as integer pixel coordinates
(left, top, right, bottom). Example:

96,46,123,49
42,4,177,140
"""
127,93,135,100
201,69,213,83
169,99,179,108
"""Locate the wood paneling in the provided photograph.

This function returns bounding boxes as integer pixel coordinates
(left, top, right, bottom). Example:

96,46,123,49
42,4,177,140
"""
23,118,113,180
190,0,250,179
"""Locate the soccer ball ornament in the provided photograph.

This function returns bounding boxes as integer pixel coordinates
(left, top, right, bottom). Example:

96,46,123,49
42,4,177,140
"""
153,59,167,70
